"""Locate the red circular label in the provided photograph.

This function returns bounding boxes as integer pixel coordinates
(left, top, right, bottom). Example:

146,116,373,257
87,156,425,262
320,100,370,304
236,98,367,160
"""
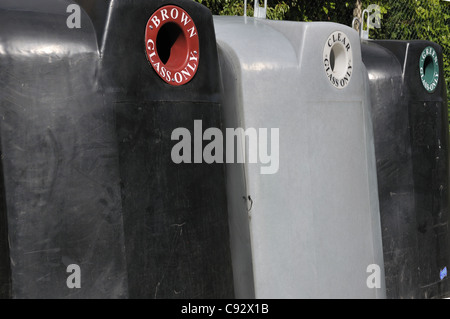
145,5,200,86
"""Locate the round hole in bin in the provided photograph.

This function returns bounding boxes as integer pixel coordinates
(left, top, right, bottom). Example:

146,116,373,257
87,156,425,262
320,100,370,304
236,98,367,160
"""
145,5,200,86
419,46,439,93
330,47,336,72
423,55,435,85
329,42,347,79
323,31,353,89
156,22,188,69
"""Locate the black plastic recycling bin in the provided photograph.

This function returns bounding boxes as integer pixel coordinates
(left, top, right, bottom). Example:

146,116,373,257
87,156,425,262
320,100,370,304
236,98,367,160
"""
0,0,234,299
0,0,128,298
362,39,450,299
95,0,234,299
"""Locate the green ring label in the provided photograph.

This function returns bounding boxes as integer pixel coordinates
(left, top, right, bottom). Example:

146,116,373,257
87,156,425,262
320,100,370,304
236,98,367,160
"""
419,46,439,93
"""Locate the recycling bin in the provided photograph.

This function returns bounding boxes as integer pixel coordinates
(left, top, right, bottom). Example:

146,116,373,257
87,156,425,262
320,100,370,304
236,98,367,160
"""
214,16,386,298
361,39,450,299
0,0,129,298
0,0,234,299
96,0,234,299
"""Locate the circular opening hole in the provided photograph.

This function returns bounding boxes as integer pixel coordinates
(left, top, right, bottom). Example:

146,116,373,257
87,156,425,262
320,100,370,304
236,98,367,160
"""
330,48,336,72
156,22,188,69
329,43,347,78
423,55,435,84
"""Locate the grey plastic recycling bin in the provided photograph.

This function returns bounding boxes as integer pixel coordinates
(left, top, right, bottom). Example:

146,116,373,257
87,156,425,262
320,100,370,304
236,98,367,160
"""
214,16,386,299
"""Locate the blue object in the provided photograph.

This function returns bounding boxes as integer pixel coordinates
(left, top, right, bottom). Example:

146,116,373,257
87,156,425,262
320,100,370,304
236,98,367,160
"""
440,267,447,281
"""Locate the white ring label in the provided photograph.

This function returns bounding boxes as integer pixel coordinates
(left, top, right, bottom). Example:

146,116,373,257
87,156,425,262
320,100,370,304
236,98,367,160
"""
323,31,353,89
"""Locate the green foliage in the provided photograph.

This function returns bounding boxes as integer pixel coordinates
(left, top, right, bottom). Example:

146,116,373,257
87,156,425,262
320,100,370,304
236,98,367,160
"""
193,0,224,14
194,1,354,23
